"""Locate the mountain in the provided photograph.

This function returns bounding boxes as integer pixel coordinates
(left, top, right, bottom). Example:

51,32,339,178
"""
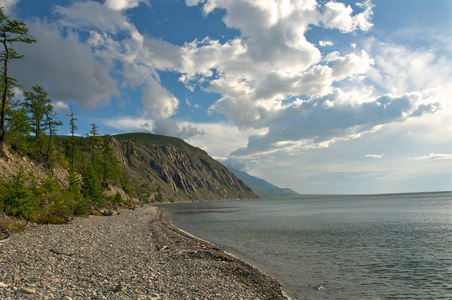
111,133,258,202
229,168,300,198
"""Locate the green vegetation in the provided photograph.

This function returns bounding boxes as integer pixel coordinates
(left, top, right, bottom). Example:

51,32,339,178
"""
0,8,37,155
0,11,152,226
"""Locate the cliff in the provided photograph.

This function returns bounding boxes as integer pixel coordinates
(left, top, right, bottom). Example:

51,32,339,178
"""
111,133,258,202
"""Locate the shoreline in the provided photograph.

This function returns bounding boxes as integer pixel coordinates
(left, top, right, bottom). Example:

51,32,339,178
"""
0,205,288,299
157,206,292,299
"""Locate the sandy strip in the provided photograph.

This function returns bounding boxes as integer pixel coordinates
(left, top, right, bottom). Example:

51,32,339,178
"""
0,205,287,299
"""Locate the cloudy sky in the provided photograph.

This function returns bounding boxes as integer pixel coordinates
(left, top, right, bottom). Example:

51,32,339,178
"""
2,0,451,194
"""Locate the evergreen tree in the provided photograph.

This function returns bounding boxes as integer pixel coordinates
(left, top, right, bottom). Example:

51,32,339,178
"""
86,123,102,167
4,170,33,218
0,9,36,155
7,99,31,154
43,109,63,170
81,165,104,207
66,105,78,170
24,85,52,157
100,135,121,187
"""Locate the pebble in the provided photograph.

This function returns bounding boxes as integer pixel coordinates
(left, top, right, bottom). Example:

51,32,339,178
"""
20,287,36,294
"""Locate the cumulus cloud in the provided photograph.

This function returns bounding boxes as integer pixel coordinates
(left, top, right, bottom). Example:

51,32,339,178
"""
105,0,149,11
141,79,179,119
231,92,439,157
10,0,182,119
322,0,374,33
11,20,118,107
0,0,18,14
152,119,204,140
52,100,71,113
319,40,334,47
56,1,135,34
177,1,377,130
222,157,249,172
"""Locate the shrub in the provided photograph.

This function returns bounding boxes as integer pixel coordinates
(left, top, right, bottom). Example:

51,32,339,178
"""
4,171,33,219
113,191,122,204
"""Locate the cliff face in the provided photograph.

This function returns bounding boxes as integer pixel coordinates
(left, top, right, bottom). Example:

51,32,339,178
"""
112,133,258,202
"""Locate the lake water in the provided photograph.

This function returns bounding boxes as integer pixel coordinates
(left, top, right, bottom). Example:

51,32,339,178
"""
160,192,452,299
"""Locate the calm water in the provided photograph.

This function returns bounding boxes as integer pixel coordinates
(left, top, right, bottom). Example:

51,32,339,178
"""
160,192,452,299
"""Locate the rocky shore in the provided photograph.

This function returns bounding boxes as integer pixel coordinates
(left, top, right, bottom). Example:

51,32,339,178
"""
0,205,287,299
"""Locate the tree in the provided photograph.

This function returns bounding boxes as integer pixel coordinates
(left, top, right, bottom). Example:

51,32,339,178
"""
43,109,63,170
7,99,31,153
24,85,52,156
100,135,121,187
3,170,33,218
0,9,36,155
66,105,78,170
81,165,104,207
86,123,102,166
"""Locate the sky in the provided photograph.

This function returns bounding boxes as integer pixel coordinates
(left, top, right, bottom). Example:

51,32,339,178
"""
1,0,451,194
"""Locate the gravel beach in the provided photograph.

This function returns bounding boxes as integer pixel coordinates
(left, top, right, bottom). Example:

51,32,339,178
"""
0,205,287,299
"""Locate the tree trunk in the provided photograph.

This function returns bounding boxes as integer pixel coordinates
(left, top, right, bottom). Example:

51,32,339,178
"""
0,40,9,157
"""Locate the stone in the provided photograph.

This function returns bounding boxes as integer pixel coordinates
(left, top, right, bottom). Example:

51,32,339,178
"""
0,282,9,288
0,225,10,240
21,287,36,294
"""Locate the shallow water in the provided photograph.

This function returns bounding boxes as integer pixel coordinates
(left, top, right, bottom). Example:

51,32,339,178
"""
160,192,452,299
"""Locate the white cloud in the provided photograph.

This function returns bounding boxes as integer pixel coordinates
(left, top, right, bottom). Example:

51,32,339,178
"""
0,0,18,14
105,0,149,11
366,40,452,98
230,91,439,157
103,116,152,132
52,100,70,113
319,40,334,47
56,1,135,34
11,21,118,108
177,1,378,136
10,1,182,119
141,79,179,119
322,0,374,33
366,154,383,159
415,153,452,161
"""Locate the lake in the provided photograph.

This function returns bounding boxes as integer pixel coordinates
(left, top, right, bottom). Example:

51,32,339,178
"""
160,192,452,299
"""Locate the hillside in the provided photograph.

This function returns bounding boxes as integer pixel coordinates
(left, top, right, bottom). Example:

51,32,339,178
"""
112,133,258,202
229,168,299,198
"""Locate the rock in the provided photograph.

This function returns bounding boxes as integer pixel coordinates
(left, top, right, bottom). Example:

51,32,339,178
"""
0,282,9,288
41,280,51,286
0,225,10,241
21,287,36,294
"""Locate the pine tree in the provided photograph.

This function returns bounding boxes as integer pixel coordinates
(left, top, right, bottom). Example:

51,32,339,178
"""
7,98,31,154
66,105,78,170
0,9,36,155
100,135,121,187
81,165,104,207
87,123,102,167
24,85,52,157
43,109,63,171
4,170,33,218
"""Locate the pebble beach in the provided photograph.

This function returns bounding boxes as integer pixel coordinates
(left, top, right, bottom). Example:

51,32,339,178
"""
0,205,287,299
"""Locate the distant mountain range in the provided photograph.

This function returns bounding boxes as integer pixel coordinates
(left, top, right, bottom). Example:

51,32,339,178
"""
229,168,300,198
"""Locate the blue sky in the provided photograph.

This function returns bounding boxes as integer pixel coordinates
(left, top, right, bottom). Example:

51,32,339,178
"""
2,0,451,194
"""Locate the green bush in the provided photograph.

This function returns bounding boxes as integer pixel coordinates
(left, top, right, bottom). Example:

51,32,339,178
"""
4,171,33,219
113,191,122,204
81,166,105,207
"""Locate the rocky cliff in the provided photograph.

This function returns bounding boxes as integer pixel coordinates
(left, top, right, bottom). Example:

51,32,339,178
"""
112,133,258,202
